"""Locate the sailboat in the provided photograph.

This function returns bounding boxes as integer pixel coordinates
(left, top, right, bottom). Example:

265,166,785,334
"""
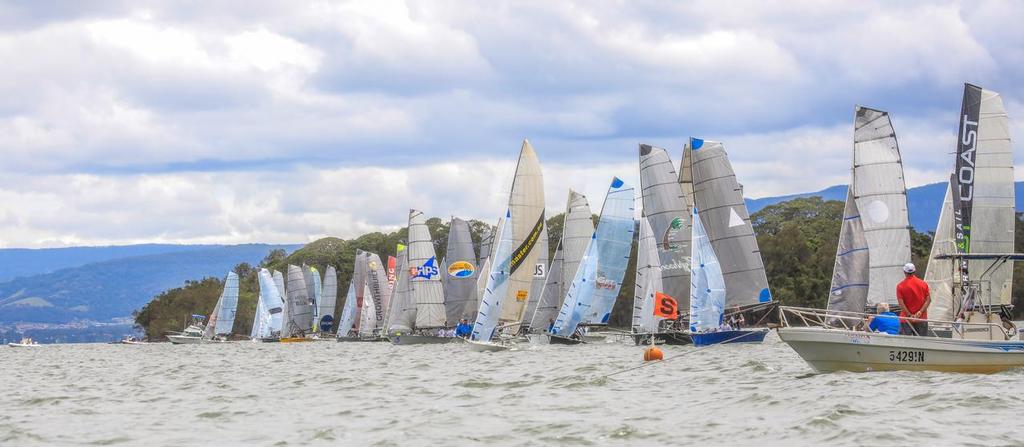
779,86,1024,373
390,209,450,345
686,138,772,346
468,140,546,351
527,190,594,341
252,268,285,342
168,272,239,344
304,265,322,332
441,217,480,325
827,107,912,314
634,144,693,345
633,216,685,345
548,177,635,345
280,265,315,343
338,250,390,342
318,266,338,335
520,221,549,335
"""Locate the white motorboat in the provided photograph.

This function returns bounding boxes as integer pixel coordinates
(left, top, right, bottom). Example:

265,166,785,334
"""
8,337,40,347
167,324,205,344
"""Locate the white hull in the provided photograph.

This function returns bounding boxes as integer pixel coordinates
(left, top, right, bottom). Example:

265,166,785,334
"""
167,335,204,345
8,343,40,348
778,327,1024,373
466,339,513,352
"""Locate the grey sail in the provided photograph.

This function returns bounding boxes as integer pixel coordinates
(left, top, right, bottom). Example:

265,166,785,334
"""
521,222,549,331
285,264,313,335
408,209,447,328
928,84,1015,319
478,224,495,268
442,217,479,323
558,190,595,312
829,107,911,311
387,248,415,333
639,144,692,309
273,270,286,301
689,138,772,307
351,250,369,334
319,265,338,332
529,243,564,332
365,252,391,332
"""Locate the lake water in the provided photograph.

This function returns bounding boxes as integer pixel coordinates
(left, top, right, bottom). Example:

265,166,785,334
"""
3,333,1023,445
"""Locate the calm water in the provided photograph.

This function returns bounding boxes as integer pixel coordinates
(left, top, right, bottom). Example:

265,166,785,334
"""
3,333,1023,446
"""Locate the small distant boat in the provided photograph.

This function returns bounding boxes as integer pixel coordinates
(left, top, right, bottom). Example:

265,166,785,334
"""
169,271,240,344
167,323,205,344
8,337,39,347
119,336,146,345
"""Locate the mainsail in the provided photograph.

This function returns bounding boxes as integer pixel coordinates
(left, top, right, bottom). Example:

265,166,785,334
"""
828,107,912,312
528,244,563,332
522,222,549,331
304,266,322,331
351,250,368,334
689,138,772,307
498,140,546,324
357,282,376,337
408,209,447,329
285,264,313,336
319,266,338,333
640,144,692,309
529,190,595,331
387,247,415,333
442,217,479,323
337,282,357,336
254,268,283,339
273,270,286,302
633,216,665,333
205,271,239,338
471,211,514,341
690,207,727,332
927,84,1015,319
365,252,391,333
551,177,635,335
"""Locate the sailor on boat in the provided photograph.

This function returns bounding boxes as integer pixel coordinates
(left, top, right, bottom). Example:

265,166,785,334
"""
454,319,472,338
863,303,899,335
896,263,931,336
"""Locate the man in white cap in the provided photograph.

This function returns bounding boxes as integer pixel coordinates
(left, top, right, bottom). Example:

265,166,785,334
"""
896,262,930,336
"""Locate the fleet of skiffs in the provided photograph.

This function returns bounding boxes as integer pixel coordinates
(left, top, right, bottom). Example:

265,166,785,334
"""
160,83,1024,373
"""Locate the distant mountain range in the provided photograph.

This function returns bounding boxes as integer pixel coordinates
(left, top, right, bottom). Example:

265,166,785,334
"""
0,244,298,325
745,181,1024,233
0,244,230,283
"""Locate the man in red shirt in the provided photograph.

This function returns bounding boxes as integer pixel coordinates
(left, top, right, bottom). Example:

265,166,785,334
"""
896,263,931,336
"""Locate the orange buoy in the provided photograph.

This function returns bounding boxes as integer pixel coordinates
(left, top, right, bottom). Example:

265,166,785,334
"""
643,346,664,362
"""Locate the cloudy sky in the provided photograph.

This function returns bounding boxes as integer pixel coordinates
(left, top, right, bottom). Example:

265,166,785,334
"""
1,1,1022,248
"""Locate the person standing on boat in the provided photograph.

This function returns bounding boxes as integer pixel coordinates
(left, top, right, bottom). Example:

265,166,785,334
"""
865,303,900,335
896,263,931,336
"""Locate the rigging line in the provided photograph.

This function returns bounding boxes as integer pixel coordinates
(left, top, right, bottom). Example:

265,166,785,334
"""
600,331,760,379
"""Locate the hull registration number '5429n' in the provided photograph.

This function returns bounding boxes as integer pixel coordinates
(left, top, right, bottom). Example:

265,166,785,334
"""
889,350,925,362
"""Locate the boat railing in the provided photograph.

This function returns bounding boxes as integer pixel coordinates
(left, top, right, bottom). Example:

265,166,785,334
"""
778,306,1016,339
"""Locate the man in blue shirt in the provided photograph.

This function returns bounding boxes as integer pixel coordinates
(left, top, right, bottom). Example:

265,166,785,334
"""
454,319,472,338
866,303,900,335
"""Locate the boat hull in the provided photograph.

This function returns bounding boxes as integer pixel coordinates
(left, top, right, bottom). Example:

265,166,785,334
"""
8,343,40,347
167,335,203,345
336,336,387,343
548,334,585,345
389,335,456,345
466,339,512,352
279,337,314,343
632,332,693,346
777,327,1024,374
691,329,768,346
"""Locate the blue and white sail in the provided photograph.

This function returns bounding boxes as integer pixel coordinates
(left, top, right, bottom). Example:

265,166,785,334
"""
689,207,726,332
253,268,284,339
551,177,635,336
337,282,357,337
471,210,514,341
204,271,239,339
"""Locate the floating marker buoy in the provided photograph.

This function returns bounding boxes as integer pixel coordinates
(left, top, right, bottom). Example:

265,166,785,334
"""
643,346,663,362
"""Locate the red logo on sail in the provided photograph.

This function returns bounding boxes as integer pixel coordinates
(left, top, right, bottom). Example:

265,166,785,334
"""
654,292,678,319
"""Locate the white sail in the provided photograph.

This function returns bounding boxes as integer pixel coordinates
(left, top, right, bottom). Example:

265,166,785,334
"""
357,282,376,337
498,140,546,324
633,216,665,333
471,211,514,341
304,266,321,331
551,177,635,335
829,107,912,311
522,222,549,331
690,207,727,332
254,267,284,337
528,244,563,332
689,138,772,307
407,209,447,329
205,271,238,339
273,270,286,301
365,252,392,332
285,264,313,336
319,265,338,333
337,282,357,337
927,84,1015,318
639,144,691,310
351,250,369,334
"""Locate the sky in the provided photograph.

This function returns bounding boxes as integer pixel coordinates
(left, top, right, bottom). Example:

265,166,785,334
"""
1,0,1023,248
